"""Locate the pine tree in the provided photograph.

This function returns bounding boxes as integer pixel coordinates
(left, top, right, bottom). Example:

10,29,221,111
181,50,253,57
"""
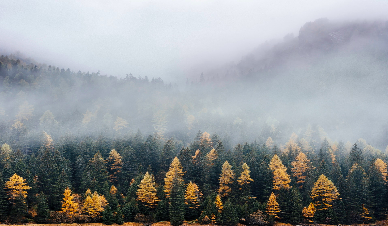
81,152,109,195
369,160,386,220
137,172,159,208
221,199,239,225
266,192,280,219
0,175,8,222
164,157,184,199
35,192,50,223
61,187,79,221
345,163,369,223
169,176,185,226
218,161,235,197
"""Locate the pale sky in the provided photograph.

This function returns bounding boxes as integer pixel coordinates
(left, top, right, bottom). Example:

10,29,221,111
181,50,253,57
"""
0,0,387,81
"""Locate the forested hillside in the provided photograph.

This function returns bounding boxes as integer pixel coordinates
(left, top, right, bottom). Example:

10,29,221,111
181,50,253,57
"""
1,19,388,225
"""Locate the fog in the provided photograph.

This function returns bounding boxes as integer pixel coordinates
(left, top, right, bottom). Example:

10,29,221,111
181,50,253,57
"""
1,1,388,153
1,0,388,82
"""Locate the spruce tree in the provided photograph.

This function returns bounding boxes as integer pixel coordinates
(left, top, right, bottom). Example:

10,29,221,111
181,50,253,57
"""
34,192,50,223
169,176,185,226
221,199,239,226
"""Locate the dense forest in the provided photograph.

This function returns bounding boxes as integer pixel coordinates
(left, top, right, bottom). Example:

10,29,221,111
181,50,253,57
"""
1,19,388,225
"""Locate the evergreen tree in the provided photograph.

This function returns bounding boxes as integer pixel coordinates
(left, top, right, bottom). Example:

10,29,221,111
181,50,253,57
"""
81,152,109,195
345,163,369,223
34,192,49,223
169,176,185,226
221,199,239,225
369,160,386,220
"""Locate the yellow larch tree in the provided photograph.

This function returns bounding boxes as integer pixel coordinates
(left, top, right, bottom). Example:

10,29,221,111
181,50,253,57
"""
107,149,123,184
206,148,218,163
5,173,31,200
185,181,202,208
266,192,280,218
266,137,274,149
269,155,287,172
310,174,339,210
113,116,128,132
61,187,80,218
218,161,235,197
272,168,291,190
83,189,108,218
302,203,316,222
374,158,387,181
284,133,301,153
137,172,159,208
200,131,212,151
164,157,185,199
291,152,313,187
238,163,254,187
360,204,372,222
215,194,223,213
110,185,118,195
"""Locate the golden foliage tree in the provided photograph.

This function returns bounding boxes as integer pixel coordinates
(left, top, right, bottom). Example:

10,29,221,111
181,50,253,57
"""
374,158,387,181
215,194,223,213
5,173,31,200
113,116,128,132
291,152,313,187
269,155,291,190
206,148,217,163
237,162,254,186
137,172,159,208
266,192,280,218
272,168,291,190
269,154,287,172
302,203,315,222
82,189,108,218
164,157,184,199
218,161,235,197
266,137,274,149
310,174,339,210
61,187,79,218
107,149,123,184
185,181,202,208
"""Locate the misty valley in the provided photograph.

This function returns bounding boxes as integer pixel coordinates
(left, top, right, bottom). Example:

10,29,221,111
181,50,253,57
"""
0,20,388,225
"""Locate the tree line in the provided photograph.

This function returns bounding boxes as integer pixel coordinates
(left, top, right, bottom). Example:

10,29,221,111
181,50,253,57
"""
0,130,387,225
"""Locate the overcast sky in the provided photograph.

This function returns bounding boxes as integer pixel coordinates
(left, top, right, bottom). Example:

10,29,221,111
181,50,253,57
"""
1,0,388,81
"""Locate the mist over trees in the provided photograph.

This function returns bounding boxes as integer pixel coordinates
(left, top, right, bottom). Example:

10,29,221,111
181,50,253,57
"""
0,19,388,224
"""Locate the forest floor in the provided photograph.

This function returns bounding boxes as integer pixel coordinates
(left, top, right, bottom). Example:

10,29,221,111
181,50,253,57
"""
1,221,388,226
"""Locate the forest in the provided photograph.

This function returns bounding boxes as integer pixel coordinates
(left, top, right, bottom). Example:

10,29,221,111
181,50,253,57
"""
1,20,388,225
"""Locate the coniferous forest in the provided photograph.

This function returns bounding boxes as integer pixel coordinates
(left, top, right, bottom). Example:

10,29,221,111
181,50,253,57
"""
1,20,388,225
